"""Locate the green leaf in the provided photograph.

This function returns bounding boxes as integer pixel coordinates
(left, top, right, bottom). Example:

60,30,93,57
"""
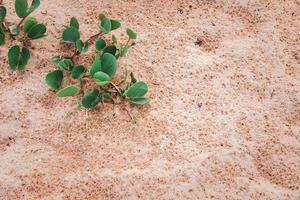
18,47,30,70
119,44,131,57
99,13,106,21
9,24,20,36
23,17,37,33
51,56,63,65
71,65,85,79
95,39,106,51
0,26,5,45
62,27,80,43
130,72,137,84
45,70,63,90
93,71,111,86
112,35,117,44
82,88,102,109
70,17,79,29
8,45,30,70
90,55,101,76
76,39,89,53
27,0,40,15
102,45,117,56
99,17,111,34
8,45,20,70
130,97,150,105
125,81,148,98
111,19,121,30
15,0,28,18
126,28,137,39
27,23,46,39
0,6,7,21
57,85,81,97
58,59,73,71
100,53,117,77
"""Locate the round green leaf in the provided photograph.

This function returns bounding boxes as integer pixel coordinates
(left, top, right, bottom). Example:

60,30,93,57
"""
27,0,40,15
82,89,101,109
125,81,148,98
23,17,37,33
93,71,111,86
62,27,80,43
95,39,106,51
99,17,111,34
90,55,101,76
111,19,121,30
126,28,137,39
45,70,63,90
0,27,5,45
8,45,20,70
102,45,117,56
0,6,7,21
57,85,81,97
100,53,117,77
18,47,30,71
71,65,86,79
27,24,47,39
70,17,79,30
15,0,28,18
130,97,150,105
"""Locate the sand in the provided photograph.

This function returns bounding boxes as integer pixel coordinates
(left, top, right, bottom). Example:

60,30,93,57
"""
0,0,299,199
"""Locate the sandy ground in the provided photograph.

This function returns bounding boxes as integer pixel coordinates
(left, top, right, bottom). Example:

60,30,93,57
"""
0,0,299,199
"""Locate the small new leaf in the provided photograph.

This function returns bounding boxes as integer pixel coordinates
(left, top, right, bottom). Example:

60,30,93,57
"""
51,56,63,65
57,85,81,97
45,70,63,90
62,27,80,43
126,28,137,39
58,59,73,71
76,40,89,53
9,24,20,36
70,17,79,30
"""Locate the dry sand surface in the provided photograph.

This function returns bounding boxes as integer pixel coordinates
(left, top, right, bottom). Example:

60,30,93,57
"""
0,0,300,199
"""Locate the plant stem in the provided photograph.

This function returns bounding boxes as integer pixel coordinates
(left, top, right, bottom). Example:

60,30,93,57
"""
86,32,103,44
110,82,122,96
17,16,27,27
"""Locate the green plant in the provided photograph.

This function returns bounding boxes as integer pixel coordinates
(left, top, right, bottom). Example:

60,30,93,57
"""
45,13,150,116
0,0,47,71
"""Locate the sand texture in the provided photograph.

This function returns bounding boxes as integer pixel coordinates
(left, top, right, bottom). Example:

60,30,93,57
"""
0,0,300,199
